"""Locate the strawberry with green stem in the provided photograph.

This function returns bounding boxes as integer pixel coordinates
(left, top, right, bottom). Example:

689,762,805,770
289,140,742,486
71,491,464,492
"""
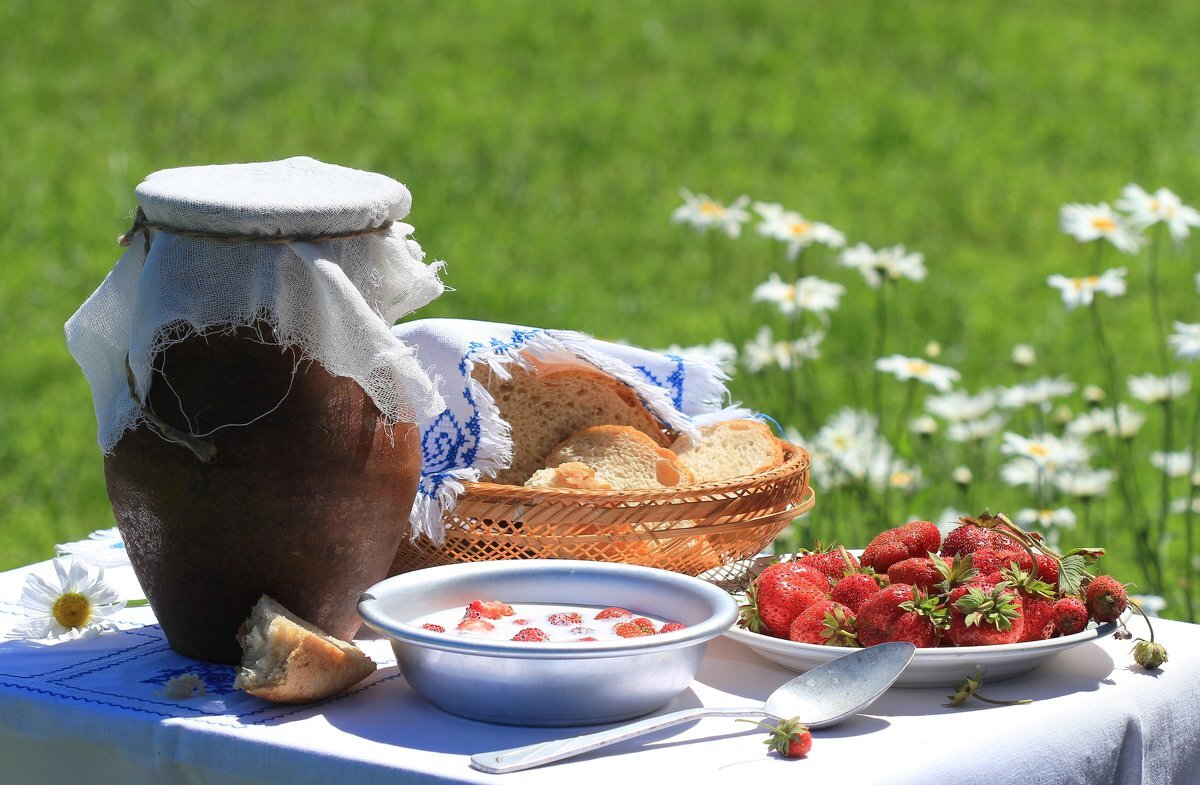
737,717,812,759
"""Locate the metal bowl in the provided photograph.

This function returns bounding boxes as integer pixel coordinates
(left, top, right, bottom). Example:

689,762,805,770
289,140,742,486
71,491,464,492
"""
358,559,738,726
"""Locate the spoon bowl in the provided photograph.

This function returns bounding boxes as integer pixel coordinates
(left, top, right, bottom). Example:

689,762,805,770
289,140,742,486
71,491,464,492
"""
471,641,916,774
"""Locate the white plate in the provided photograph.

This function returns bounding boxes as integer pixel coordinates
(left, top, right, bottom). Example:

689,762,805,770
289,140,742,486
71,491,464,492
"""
725,619,1118,688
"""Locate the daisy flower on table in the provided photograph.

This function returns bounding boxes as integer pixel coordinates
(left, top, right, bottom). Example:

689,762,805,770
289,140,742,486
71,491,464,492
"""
671,189,750,239
1169,322,1200,362
751,273,845,317
1128,371,1191,403
1059,202,1146,253
1151,449,1195,478
1046,268,1128,310
9,558,125,640
1116,184,1200,243
840,243,926,289
875,355,960,392
925,388,997,423
998,375,1077,410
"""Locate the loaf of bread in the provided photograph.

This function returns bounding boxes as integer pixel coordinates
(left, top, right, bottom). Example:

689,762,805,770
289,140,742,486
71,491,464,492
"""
234,596,376,704
545,425,695,489
670,419,784,483
476,365,669,485
524,461,615,490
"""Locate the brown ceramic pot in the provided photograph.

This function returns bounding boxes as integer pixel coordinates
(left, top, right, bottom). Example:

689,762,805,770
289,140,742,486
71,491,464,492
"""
104,327,421,664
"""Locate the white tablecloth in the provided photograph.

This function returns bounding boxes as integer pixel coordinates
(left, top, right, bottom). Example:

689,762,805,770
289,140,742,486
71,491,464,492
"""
2,559,1198,785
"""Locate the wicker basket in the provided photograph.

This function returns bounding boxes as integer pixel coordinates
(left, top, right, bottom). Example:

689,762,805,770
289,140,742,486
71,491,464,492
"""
390,442,814,582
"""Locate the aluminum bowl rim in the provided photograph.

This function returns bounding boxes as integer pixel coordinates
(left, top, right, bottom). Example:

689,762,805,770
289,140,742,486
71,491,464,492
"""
358,559,739,660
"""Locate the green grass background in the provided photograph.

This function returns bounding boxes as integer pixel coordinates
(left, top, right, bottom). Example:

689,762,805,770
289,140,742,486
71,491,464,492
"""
3,1,1199,604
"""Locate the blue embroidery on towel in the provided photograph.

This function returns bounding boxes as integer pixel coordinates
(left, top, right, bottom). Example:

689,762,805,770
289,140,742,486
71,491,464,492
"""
634,354,685,410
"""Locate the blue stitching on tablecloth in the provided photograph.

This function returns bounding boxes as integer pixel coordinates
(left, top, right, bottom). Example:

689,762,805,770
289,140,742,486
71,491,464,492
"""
0,679,176,718
0,626,163,679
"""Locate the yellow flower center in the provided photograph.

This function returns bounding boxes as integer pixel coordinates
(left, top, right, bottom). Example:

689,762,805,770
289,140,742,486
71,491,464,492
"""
906,360,931,376
784,284,797,302
1072,276,1099,290
1091,216,1116,232
52,592,92,628
699,201,724,217
1149,199,1160,212
1029,443,1049,458
788,221,813,237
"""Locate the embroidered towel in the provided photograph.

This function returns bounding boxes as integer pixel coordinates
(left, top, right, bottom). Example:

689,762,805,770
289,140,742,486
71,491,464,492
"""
391,318,749,540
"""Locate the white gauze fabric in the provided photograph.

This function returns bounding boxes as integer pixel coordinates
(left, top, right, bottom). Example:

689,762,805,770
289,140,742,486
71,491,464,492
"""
66,157,446,452
391,318,752,541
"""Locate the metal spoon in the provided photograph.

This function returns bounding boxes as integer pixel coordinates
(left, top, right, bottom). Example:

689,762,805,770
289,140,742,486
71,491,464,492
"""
470,641,916,774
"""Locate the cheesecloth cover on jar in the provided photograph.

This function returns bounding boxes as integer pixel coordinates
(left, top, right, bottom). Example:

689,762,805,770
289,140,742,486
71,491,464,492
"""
65,156,446,452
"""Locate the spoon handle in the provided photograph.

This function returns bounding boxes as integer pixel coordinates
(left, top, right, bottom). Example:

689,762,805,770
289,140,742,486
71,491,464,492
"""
470,707,769,774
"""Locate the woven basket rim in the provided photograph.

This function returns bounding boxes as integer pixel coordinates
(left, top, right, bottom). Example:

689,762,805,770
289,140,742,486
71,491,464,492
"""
459,439,810,504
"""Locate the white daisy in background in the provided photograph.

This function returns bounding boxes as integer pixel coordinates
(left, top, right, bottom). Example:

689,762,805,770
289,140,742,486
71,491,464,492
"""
875,355,960,392
1151,450,1195,478
1053,467,1117,500
1067,404,1146,440
1169,322,1200,362
1046,268,1128,310
750,273,845,317
1170,497,1200,515
1083,384,1106,405
840,243,926,289
796,409,884,489
1130,594,1168,617
910,415,938,438
671,189,750,238
1014,507,1078,530
1011,344,1037,368
1002,432,1090,468
1059,202,1146,253
755,203,845,258
946,412,1007,443
998,376,1077,410
882,460,923,493
9,559,125,640
1128,371,1191,403
742,326,824,372
660,339,739,375
952,466,974,486
1117,184,1200,243
926,389,997,423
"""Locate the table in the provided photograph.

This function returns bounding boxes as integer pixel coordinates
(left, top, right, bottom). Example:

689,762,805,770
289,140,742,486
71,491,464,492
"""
2,557,1199,785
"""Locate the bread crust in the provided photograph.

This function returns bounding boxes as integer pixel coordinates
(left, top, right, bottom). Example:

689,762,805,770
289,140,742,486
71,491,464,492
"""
671,419,784,483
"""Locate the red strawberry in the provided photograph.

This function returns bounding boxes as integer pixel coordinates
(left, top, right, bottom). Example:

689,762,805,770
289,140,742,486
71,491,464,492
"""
896,520,941,555
659,622,687,633
1085,576,1129,622
795,546,861,584
856,584,942,648
831,573,882,613
970,548,1032,575
613,621,651,638
887,557,940,592
740,563,829,637
788,600,858,647
631,617,656,634
421,623,446,633
574,636,598,642
999,563,1058,643
466,600,515,620
1052,597,1089,635
548,612,583,626
457,618,494,634
1034,554,1060,586
948,584,1024,646
595,607,634,620
862,521,940,572
760,717,812,759
940,523,1020,557
511,628,550,642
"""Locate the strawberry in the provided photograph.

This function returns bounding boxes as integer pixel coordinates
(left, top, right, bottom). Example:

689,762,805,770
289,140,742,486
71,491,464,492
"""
574,636,598,642
511,628,549,642
457,618,495,634
856,584,943,648
948,584,1024,646
861,521,940,572
1052,597,1089,635
595,607,634,620
740,563,829,637
513,619,531,626
613,621,651,638
631,617,657,634
739,717,812,759
969,547,1032,575
940,523,1020,558
466,600,515,620
421,623,446,633
1000,563,1058,643
788,600,858,647
795,546,861,583
548,612,583,626
1085,575,1129,622
830,572,882,613
887,557,940,592
659,622,687,633
1034,554,1060,586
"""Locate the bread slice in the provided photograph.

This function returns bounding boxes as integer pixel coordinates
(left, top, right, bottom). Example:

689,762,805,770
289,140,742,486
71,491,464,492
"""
524,461,615,490
546,425,695,490
670,419,784,483
234,596,376,704
475,365,669,485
